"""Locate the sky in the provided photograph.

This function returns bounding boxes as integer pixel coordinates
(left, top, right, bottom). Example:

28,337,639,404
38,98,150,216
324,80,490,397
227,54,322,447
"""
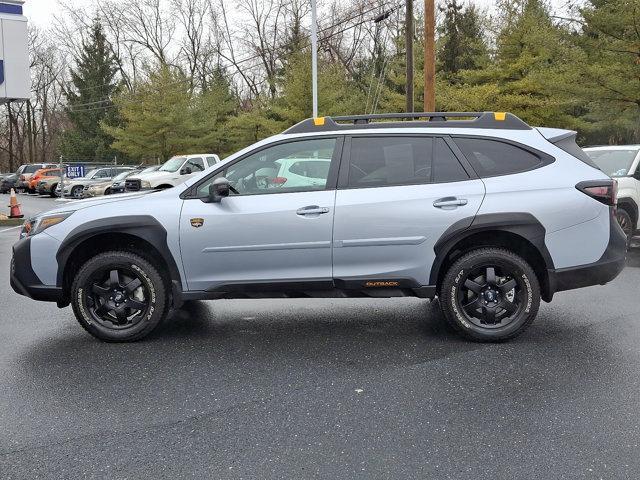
23,0,571,28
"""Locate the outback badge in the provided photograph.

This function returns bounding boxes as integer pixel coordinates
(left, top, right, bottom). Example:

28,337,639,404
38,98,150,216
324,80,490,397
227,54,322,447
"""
190,218,204,228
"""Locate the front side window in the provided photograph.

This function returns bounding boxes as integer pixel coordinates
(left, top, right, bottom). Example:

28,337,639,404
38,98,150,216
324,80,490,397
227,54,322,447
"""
197,138,336,197
454,137,543,177
586,149,639,178
186,158,205,172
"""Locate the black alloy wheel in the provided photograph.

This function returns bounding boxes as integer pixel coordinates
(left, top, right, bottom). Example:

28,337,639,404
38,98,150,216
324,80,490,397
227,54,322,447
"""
457,265,522,329
440,247,540,342
616,209,633,247
71,251,168,342
87,267,150,330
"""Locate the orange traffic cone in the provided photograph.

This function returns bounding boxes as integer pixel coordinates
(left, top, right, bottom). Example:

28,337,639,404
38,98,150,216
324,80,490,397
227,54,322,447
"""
8,189,23,219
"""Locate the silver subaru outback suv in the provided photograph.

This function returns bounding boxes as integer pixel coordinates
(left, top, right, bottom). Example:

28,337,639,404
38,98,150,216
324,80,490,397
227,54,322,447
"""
10,112,626,342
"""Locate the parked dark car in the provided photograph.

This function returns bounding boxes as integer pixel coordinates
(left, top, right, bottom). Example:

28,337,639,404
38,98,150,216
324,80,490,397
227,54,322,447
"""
110,167,156,193
0,174,19,194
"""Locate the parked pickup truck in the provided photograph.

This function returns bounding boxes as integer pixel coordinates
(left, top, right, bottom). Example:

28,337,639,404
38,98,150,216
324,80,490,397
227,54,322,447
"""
125,154,220,191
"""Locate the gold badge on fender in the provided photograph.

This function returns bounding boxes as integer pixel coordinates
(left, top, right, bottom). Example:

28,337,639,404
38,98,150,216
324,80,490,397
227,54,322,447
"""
190,218,204,228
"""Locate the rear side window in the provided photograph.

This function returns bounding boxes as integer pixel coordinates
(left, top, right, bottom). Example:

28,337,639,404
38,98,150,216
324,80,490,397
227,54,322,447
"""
348,137,433,187
433,138,469,183
347,136,470,188
454,137,543,177
206,156,218,166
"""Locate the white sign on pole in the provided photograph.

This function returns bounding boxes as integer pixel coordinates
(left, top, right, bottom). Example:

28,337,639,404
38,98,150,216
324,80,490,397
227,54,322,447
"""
0,0,30,103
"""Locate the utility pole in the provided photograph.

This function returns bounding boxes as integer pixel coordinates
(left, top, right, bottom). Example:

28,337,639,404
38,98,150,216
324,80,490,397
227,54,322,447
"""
59,155,64,197
424,0,436,112
310,0,319,118
405,0,414,114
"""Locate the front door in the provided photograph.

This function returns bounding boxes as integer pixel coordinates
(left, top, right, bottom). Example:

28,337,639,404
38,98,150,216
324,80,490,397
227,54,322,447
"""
180,137,340,291
332,135,485,286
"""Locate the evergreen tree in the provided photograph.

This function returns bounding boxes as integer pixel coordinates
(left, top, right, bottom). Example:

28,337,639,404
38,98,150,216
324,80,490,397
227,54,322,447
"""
437,0,488,78
59,21,120,163
561,0,640,143
438,0,578,128
104,66,199,162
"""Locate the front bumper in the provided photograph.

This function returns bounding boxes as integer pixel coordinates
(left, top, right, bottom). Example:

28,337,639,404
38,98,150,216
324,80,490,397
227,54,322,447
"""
10,237,64,303
547,211,627,297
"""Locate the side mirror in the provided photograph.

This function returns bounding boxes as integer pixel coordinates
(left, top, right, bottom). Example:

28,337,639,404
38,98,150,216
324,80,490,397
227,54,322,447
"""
180,166,192,175
203,177,231,203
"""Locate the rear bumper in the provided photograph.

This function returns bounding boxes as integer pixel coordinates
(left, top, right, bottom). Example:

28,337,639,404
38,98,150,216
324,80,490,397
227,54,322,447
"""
547,212,627,297
10,237,64,303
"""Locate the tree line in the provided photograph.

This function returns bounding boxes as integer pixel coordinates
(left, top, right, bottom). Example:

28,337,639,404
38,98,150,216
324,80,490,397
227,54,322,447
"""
0,0,638,171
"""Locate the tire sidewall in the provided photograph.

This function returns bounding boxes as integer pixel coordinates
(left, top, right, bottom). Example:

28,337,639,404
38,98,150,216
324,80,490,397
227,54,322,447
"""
443,250,540,341
72,253,167,342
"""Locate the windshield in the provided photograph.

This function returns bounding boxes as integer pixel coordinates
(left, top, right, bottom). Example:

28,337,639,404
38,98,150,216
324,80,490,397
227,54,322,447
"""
159,157,186,172
24,165,42,174
586,149,639,177
84,169,99,179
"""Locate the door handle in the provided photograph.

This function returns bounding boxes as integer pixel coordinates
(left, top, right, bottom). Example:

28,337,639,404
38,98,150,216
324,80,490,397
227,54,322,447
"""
433,197,468,208
296,205,330,216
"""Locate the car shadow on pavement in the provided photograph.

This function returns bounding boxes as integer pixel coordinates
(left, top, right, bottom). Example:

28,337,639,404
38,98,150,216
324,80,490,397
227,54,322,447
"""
625,246,640,268
19,298,488,391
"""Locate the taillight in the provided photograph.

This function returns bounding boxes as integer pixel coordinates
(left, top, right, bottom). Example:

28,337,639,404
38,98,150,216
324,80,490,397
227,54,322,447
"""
576,180,617,206
270,177,288,185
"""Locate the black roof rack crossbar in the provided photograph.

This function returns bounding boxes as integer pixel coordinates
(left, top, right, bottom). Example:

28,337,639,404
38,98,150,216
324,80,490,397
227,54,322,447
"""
283,111,531,134
332,112,484,123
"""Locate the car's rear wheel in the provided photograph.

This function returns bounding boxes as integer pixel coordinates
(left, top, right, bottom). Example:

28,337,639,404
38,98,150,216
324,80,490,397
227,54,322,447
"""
439,247,540,342
49,183,58,197
71,251,168,342
616,208,633,247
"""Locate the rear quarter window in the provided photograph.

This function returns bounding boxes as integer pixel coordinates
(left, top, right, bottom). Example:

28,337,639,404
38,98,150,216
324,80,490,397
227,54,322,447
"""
454,137,545,177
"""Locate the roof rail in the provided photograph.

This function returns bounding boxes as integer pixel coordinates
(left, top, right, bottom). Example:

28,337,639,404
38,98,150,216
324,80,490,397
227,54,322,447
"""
283,111,531,134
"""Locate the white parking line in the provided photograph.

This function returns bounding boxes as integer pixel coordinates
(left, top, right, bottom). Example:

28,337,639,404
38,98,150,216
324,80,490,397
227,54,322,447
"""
0,226,21,234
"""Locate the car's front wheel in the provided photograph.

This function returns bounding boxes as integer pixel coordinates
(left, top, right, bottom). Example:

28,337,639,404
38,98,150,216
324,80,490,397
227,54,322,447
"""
71,251,168,342
439,247,540,342
71,186,83,198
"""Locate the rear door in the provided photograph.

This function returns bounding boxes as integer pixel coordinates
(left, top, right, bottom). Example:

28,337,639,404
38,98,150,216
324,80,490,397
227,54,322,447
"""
332,135,485,286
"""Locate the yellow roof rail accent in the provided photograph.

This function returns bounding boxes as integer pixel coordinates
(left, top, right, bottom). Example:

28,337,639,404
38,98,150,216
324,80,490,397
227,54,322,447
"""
313,117,326,126
494,112,507,121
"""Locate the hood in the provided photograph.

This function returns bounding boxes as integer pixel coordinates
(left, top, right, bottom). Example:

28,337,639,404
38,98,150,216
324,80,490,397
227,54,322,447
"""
40,190,157,216
129,170,175,181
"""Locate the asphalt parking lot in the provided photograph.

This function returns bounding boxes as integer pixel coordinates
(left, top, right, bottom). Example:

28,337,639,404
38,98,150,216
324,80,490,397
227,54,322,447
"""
1,194,640,479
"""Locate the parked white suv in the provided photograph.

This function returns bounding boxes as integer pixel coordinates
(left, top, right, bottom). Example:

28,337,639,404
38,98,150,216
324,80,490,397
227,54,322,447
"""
584,146,640,242
125,154,220,191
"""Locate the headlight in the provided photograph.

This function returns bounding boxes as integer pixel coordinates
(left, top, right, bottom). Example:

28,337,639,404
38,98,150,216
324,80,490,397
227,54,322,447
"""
20,212,73,239
140,180,152,189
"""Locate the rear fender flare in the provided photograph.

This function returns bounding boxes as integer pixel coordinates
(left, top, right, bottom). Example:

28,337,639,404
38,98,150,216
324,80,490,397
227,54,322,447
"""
429,213,555,294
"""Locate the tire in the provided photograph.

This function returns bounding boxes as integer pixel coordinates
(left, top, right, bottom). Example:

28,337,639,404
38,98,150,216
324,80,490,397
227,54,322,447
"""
71,251,169,342
616,208,633,248
439,247,541,342
71,186,83,199
105,188,111,195
49,184,58,197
